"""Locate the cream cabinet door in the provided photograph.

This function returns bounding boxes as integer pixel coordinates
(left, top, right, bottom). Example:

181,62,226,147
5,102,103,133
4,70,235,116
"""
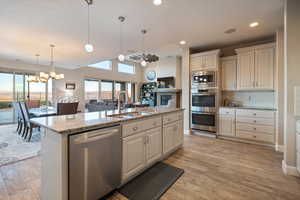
221,57,237,90
204,54,217,70
219,115,235,137
237,51,255,90
190,55,204,71
255,47,274,89
174,120,184,147
163,123,176,154
122,133,146,180
146,128,162,165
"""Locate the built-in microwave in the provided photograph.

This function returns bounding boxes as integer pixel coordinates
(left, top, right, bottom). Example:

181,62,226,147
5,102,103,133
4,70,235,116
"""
191,71,216,89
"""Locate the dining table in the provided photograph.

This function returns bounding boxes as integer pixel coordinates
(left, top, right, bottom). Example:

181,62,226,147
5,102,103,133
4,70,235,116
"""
29,106,57,117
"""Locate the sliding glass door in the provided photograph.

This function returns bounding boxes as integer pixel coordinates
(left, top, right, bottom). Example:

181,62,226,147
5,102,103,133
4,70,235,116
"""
0,73,14,124
0,72,51,125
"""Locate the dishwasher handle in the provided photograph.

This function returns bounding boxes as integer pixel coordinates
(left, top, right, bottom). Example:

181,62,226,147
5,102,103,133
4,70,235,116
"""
73,128,120,144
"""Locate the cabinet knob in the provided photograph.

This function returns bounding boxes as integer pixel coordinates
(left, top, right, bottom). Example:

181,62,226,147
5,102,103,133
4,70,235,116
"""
253,113,257,116
226,112,229,114
253,120,257,123
253,135,256,138
133,127,138,131
254,127,257,130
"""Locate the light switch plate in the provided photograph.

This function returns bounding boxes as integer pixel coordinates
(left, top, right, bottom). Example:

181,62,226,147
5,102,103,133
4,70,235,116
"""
295,86,300,116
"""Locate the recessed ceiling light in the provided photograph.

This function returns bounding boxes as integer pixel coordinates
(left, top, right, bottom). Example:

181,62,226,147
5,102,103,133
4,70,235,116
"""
180,40,187,45
249,22,259,28
153,0,162,6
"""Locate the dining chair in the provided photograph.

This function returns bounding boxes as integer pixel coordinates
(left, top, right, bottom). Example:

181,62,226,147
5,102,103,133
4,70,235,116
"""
12,102,23,134
26,100,40,109
57,102,79,115
20,102,39,142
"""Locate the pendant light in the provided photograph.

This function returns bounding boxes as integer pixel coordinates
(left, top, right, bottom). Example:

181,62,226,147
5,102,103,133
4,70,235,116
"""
49,44,64,80
28,54,40,83
141,29,147,67
118,16,126,62
84,0,93,52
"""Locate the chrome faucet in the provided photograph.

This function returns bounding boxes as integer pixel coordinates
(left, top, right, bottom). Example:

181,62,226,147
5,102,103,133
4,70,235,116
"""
117,91,127,112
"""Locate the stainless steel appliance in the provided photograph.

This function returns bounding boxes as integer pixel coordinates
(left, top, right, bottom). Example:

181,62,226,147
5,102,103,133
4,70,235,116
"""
191,89,216,132
191,71,216,89
69,125,122,200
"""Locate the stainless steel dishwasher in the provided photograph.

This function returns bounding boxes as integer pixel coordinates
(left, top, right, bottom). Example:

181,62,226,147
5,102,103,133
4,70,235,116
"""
68,125,121,200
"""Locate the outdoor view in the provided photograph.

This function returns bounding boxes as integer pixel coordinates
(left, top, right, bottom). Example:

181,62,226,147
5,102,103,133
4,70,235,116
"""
0,72,51,124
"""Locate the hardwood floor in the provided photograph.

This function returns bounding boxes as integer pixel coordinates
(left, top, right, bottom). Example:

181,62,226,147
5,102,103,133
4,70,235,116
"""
1,135,300,200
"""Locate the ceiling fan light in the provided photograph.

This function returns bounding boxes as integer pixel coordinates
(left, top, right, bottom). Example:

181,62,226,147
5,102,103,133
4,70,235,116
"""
141,60,147,67
85,44,94,52
153,0,162,6
118,54,125,62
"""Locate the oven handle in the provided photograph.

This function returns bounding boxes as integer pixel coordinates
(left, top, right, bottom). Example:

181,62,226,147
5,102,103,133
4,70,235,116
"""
191,93,215,96
192,111,216,115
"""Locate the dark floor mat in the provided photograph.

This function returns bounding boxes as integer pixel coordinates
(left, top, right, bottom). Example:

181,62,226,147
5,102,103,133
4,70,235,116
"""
118,162,184,200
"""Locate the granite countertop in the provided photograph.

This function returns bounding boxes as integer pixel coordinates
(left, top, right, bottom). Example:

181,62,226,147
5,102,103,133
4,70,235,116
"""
220,106,277,111
30,107,184,134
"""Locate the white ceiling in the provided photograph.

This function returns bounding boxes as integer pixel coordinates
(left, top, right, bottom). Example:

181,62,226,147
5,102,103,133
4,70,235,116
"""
0,0,284,69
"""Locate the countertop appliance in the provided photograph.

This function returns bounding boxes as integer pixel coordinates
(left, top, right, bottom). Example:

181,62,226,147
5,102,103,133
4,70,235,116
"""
191,89,216,132
68,125,122,200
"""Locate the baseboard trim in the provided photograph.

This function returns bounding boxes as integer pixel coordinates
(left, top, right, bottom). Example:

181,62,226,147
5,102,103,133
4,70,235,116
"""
282,160,300,177
275,144,284,152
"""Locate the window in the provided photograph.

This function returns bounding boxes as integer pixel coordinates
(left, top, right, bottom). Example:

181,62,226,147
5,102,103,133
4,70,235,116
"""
115,82,126,100
88,60,112,70
84,80,99,100
118,63,135,74
127,83,136,103
100,81,113,100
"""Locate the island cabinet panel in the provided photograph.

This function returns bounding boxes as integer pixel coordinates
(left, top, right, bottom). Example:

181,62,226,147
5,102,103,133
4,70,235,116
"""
163,120,184,155
122,116,161,137
121,110,184,183
146,127,163,165
122,132,146,180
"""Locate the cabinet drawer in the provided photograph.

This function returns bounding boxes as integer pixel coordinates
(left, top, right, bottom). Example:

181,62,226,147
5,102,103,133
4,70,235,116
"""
123,116,161,137
219,108,235,116
236,130,274,143
236,116,274,126
236,109,275,119
163,111,183,125
236,123,274,135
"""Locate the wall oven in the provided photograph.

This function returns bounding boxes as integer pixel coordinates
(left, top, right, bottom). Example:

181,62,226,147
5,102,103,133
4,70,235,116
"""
191,89,216,132
191,71,216,89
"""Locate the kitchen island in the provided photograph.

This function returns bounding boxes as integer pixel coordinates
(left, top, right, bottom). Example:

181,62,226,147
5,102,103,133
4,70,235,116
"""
31,107,184,200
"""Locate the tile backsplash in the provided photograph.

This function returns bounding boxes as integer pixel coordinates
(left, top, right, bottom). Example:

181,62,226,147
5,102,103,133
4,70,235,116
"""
222,91,275,108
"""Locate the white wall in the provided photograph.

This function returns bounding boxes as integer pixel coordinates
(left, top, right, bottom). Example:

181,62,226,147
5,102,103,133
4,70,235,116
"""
276,28,285,149
0,58,143,111
181,48,190,132
142,56,182,89
283,0,300,174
